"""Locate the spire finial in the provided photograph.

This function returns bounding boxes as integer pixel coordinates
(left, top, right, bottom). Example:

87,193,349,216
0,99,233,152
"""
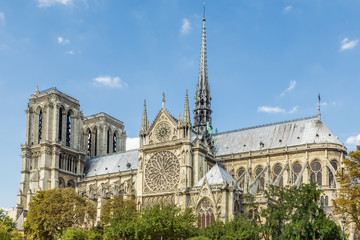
203,2,206,21
318,94,321,120
162,92,165,109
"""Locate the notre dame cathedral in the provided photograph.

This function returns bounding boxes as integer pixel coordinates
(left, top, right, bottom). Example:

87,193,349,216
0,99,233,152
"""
14,15,347,231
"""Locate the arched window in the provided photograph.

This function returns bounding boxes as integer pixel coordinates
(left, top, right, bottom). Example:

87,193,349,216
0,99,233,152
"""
310,160,322,186
67,180,75,188
237,168,246,189
59,153,63,169
325,195,328,206
293,162,302,184
328,160,338,187
58,108,63,142
59,177,65,188
94,128,98,157
107,129,110,154
198,198,214,229
87,130,91,157
255,166,265,190
273,164,283,186
113,133,117,153
38,110,43,143
321,196,324,208
66,112,71,147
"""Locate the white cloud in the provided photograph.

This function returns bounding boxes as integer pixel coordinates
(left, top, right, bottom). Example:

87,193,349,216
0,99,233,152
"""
283,5,292,13
281,80,296,96
126,137,139,150
57,36,70,45
340,38,359,51
66,50,74,55
258,106,285,113
93,75,128,88
288,106,298,114
36,0,73,7
346,134,360,145
180,18,191,34
0,12,5,25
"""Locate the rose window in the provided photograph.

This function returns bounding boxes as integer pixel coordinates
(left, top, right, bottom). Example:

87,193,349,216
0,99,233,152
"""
144,151,180,192
155,122,171,141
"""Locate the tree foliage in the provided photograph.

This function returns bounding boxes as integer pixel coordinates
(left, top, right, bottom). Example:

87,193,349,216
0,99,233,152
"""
0,209,22,240
334,145,360,231
100,196,136,226
260,183,342,240
24,188,96,239
199,217,260,240
104,203,198,240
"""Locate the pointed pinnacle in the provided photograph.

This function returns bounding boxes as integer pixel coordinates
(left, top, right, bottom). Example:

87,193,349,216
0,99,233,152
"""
141,100,148,132
162,92,165,109
183,89,190,123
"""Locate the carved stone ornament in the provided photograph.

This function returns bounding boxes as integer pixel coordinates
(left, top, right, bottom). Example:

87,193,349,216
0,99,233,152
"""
155,122,171,142
144,151,180,192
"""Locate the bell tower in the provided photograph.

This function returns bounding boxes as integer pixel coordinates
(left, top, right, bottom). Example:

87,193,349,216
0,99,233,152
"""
16,87,85,218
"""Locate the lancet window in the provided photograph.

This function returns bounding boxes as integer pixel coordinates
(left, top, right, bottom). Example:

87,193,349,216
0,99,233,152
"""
198,198,214,229
94,128,98,157
66,112,71,147
328,160,338,187
107,129,110,154
310,160,322,186
58,108,63,142
292,162,302,184
113,133,117,153
237,167,246,189
255,166,265,190
273,164,283,186
38,110,43,143
87,130,91,157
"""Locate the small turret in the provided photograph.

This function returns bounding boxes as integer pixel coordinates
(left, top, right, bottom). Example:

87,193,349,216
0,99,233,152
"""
183,89,191,125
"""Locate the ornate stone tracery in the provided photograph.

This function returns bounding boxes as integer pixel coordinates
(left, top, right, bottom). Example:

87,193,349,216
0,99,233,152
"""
144,151,180,192
155,122,171,142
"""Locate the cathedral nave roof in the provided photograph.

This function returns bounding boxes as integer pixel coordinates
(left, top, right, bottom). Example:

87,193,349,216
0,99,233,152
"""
84,149,138,177
213,116,342,156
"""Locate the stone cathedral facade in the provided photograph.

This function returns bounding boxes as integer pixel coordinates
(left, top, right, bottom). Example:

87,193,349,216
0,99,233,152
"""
15,16,347,230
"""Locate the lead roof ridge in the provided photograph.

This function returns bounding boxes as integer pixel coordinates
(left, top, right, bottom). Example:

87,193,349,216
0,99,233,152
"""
214,115,319,136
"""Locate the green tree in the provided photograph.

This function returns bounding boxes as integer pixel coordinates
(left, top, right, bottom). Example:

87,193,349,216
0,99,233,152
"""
0,209,22,240
260,183,342,240
24,188,96,239
334,145,360,232
100,196,136,226
103,199,138,240
136,204,198,240
200,217,260,240
61,226,103,240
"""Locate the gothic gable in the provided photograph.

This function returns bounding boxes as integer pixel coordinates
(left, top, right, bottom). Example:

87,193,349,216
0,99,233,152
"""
147,109,179,144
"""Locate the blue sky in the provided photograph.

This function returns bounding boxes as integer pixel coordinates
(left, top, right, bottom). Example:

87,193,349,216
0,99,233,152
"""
1,0,360,209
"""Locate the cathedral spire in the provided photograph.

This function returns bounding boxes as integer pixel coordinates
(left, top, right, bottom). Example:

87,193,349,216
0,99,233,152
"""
183,89,191,124
141,100,148,133
193,3,212,135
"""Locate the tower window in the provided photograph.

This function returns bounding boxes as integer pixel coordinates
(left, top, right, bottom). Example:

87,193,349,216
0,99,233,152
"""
94,129,98,157
38,110,43,143
107,130,110,154
87,131,91,157
66,112,71,147
58,108,63,142
113,133,117,153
